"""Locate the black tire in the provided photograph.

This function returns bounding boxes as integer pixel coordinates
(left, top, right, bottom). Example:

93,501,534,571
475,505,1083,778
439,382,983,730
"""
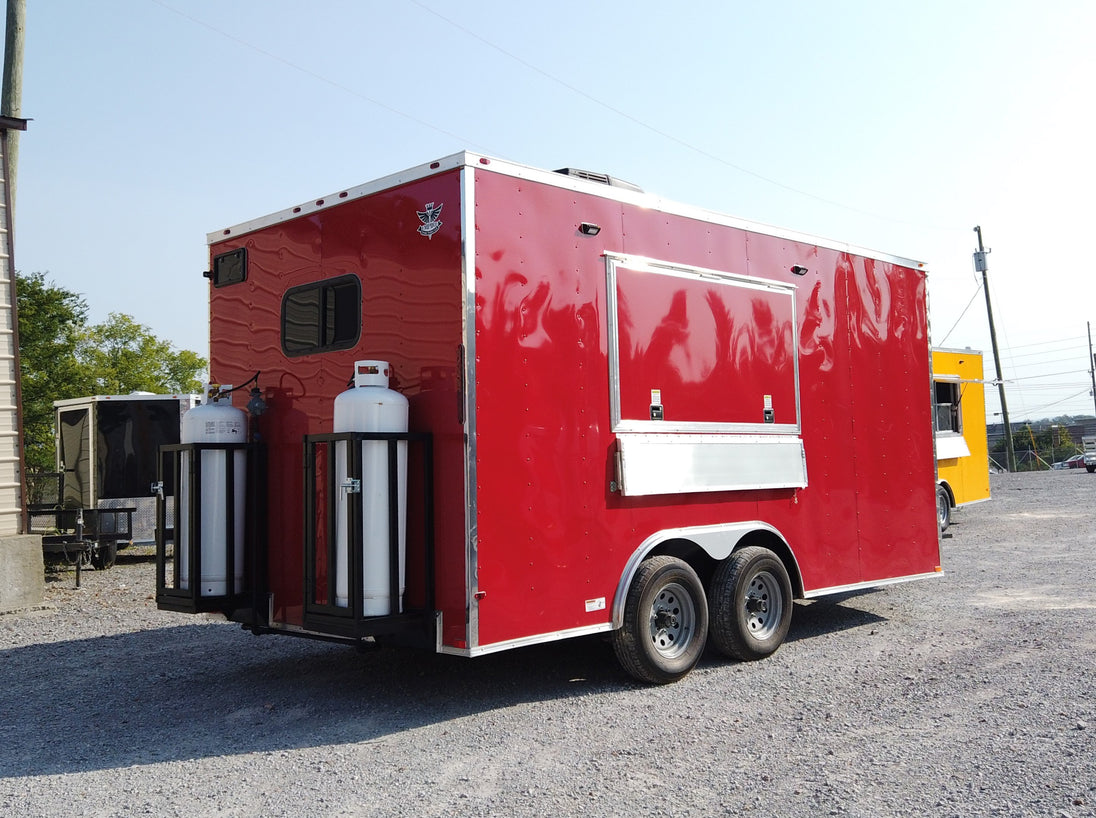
612,555,708,684
92,542,117,570
1087,465,1096,474
936,484,951,532
708,546,793,661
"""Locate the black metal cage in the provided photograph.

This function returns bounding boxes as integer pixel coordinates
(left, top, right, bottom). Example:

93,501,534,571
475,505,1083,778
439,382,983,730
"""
303,431,434,643
155,441,265,617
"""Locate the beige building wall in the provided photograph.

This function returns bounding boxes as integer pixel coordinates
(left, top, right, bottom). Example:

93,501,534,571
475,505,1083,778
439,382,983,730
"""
0,125,22,535
0,118,40,613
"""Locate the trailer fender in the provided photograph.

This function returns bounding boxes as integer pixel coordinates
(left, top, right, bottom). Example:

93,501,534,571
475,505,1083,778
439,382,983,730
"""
936,479,954,505
936,480,954,532
611,522,801,629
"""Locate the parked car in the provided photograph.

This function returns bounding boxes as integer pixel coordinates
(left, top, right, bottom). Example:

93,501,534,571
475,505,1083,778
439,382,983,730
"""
1053,454,1085,470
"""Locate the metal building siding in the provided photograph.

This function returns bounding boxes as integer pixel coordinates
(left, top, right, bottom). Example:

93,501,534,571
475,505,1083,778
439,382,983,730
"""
0,128,22,535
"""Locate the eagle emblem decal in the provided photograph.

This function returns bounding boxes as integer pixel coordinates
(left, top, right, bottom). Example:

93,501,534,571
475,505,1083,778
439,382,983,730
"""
416,202,444,239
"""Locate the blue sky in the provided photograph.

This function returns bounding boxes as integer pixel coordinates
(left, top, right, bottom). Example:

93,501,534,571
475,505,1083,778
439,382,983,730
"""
12,0,1096,422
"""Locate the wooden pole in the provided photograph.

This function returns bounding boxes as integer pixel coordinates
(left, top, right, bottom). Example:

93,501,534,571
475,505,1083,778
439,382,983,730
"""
2,0,24,209
975,225,1016,472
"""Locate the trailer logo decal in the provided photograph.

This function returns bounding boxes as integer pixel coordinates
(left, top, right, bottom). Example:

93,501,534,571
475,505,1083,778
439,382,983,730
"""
416,202,444,239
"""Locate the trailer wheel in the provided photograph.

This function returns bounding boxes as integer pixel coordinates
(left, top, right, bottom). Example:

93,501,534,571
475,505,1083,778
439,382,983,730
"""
936,484,951,532
612,555,708,684
708,546,793,662
92,542,117,570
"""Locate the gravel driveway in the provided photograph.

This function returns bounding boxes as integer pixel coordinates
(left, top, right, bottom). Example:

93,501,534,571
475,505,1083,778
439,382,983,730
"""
2,470,1094,817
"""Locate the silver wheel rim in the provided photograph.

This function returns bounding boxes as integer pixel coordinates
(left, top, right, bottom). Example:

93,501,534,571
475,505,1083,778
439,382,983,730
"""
937,491,948,526
648,581,696,659
744,570,783,641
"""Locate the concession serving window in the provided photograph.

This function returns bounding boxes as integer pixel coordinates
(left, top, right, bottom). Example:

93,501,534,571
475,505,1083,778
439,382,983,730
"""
605,253,807,496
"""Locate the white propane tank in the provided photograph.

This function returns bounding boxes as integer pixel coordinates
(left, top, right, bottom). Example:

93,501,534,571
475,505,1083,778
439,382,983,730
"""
178,385,247,596
333,360,408,614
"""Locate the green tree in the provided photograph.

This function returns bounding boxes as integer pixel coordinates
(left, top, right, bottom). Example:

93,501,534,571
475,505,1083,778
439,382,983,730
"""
77,312,206,394
16,272,94,473
16,273,207,476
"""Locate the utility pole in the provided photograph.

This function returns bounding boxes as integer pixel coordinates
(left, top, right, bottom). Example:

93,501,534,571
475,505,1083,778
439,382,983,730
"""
1088,321,1096,422
974,225,1016,472
2,0,24,208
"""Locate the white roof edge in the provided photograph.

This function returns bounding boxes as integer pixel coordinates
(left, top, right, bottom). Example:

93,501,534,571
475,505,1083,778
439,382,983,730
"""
933,346,984,355
207,151,928,270
53,394,194,409
207,151,475,245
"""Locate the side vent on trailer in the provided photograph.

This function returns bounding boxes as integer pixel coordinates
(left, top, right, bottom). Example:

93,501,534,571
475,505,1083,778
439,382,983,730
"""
553,167,643,193
205,247,248,287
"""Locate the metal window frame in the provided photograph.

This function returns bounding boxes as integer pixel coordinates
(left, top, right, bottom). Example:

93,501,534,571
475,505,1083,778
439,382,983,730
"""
280,274,363,358
604,252,802,435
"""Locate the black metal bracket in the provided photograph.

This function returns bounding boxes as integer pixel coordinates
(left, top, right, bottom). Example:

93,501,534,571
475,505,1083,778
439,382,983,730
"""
302,431,434,644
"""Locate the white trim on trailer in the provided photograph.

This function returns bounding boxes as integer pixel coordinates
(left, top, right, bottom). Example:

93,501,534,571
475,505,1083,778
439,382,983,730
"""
439,621,616,658
934,346,984,355
53,393,195,408
610,521,800,630
800,571,943,599
208,154,471,244
208,153,928,273
460,163,481,651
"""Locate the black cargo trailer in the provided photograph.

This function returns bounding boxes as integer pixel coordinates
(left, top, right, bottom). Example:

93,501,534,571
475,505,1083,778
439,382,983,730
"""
29,394,194,572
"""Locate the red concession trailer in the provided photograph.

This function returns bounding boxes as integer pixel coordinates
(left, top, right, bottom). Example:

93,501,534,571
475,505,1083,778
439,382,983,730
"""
156,152,941,683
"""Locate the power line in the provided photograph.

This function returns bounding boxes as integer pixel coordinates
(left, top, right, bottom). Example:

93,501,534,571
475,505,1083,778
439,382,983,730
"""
1001,334,1088,351
408,0,964,233
1006,390,1093,417
1000,346,1089,363
152,0,964,235
937,283,984,346
148,0,495,153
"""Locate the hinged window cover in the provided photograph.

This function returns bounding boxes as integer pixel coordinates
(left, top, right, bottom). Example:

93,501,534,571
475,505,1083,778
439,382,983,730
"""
605,253,801,434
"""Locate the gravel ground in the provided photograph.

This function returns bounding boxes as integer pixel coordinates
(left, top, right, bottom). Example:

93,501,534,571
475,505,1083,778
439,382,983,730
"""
2,469,1094,818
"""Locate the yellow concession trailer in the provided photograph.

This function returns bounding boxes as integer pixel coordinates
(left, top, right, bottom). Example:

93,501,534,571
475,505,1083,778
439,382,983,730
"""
932,348,991,530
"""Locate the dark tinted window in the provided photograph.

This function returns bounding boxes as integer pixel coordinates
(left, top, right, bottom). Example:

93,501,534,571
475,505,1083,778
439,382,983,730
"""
282,275,361,357
59,409,91,507
97,401,181,499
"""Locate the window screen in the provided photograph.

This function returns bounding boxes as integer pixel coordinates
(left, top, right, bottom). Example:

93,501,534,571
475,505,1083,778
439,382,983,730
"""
281,275,362,357
934,381,961,434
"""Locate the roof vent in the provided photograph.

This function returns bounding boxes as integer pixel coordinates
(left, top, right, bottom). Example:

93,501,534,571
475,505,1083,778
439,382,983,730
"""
553,167,643,193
